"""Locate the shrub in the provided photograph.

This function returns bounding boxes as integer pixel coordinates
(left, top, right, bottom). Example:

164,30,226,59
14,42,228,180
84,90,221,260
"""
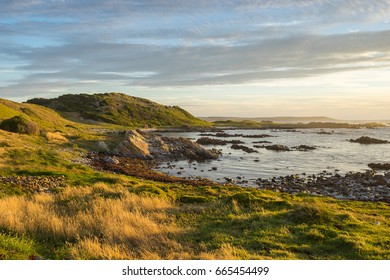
0,115,40,135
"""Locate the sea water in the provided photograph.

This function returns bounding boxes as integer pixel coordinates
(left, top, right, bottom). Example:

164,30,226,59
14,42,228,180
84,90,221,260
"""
154,127,390,185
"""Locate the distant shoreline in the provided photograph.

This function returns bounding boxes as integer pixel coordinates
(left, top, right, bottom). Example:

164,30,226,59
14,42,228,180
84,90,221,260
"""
200,116,390,124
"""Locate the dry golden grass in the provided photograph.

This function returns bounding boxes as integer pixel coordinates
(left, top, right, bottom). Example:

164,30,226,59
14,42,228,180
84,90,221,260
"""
0,183,187,259
45,132,68,143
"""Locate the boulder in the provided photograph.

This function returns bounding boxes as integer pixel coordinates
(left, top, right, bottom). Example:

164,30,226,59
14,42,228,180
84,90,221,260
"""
103,156,119,164
115,130,152,159
164,137,221,160
97,140,109,152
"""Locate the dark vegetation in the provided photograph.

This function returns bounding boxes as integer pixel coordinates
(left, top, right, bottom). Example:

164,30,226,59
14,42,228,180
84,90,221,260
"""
0,116,40,135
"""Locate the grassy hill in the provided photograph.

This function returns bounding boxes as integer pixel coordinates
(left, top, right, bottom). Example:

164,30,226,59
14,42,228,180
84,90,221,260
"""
27,92,209,127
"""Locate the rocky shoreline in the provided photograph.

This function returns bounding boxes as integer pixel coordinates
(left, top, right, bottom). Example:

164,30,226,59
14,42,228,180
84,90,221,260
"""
88,152,217,187
5,129,385,204
253,170,390,203
90,129,390,204
88,150,390,203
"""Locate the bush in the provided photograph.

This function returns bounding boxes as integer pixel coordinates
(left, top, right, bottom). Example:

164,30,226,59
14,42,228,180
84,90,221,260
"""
0,115,40,135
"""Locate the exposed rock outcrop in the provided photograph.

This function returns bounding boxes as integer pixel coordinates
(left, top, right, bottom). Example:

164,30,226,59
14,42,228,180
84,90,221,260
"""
368,163,390,170
161,137,221,160
349,136,389,144
114,130,152,159
253,144,316,152
231,144,258,153
111,130,221,161
254,144,291,151
196,137,244,145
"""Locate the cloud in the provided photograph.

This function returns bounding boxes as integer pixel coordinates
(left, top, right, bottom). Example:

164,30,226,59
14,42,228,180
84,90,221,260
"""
1,0,390,101
2,28,390,97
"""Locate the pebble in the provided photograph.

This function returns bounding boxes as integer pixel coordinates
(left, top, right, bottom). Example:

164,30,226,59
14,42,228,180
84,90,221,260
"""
0,175,67,193
253,170,390,203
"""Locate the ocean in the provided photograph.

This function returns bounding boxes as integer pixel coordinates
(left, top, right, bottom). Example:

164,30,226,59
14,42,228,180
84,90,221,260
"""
154,127,390,186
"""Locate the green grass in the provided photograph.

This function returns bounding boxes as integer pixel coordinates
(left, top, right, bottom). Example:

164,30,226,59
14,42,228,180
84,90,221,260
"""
0,103,21,120
174,192,390,259
0,233,42,260
0,97,389,259
0,147,389,259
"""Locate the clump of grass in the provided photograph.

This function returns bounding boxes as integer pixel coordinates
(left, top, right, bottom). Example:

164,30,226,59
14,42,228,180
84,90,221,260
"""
45,132,68,143
287,200,334,224
0,115,40,135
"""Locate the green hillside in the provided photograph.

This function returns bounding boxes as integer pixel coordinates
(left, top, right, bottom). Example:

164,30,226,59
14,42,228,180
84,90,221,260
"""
27,92,209,127
0,98,78,131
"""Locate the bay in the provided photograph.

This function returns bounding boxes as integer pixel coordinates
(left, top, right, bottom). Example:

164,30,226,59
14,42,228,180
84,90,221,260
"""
154,127,390,186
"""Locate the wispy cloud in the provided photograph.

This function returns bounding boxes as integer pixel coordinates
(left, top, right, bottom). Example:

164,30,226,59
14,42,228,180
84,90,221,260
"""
1,0,390,118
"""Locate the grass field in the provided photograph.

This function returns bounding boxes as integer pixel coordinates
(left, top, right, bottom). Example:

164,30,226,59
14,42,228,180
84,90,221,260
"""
0,99,389,260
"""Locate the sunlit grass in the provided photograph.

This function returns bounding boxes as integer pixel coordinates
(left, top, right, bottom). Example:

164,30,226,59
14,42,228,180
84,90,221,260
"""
0,97,389,260
0,183,186,259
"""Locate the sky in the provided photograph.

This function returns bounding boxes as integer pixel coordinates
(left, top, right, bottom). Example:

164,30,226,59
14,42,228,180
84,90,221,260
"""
1,0,390,120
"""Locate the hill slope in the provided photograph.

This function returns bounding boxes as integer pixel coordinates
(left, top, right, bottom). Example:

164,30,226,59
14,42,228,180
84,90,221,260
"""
27,92,209,127
0,98,77,131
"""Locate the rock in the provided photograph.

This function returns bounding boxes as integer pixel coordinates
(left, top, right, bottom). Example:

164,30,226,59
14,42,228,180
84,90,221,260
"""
242,134,274,138
264,144,291,151
230,144,258,153
103,156,119,164
368,163,390,170
200,132,243,138
224,177,235,183
349,136,389,144
196,137,244,146
292,145,316,151
161,136,221,160
0,175,67,193
196,137,228,145
97,140,109,152
115,130,152,159
246,169,390,203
